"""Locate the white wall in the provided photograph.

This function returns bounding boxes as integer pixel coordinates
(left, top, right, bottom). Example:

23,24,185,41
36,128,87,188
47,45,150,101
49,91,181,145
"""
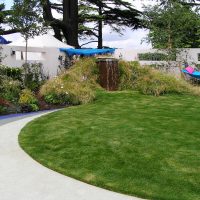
2,45,200,78
114,48,200,66
0,45,66,77
114,48,200,78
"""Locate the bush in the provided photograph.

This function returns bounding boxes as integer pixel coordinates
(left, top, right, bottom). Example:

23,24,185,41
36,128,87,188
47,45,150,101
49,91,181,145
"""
118,61,149,90
118,60,191,96
0,97,9,114
19,89,39,112
44,93,69,105
0,105,7,114
138,52,176,61
0,65,23,81
40,58,98,105
22,63,48,91
136,70,189,96
0,75,22,103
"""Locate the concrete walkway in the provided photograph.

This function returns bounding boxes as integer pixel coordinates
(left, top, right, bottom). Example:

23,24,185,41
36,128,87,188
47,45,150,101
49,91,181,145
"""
0,112,145,200
0,110,53,126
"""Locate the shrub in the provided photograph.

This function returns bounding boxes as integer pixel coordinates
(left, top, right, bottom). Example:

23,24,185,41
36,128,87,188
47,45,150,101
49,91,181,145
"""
44,93,69,105
0,105,7,114
22,63,48,91
118,60,191,96
135,70,189,96
0,65,23,81
0,97,9,114
19,89,39,112
118,61,134,90
0,75,22,103
138,52,176,61
40,58,98,105
0,96,21,114
118,61,149,90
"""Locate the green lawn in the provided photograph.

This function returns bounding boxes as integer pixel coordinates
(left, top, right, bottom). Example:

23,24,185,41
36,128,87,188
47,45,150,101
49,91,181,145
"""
19,91,200,200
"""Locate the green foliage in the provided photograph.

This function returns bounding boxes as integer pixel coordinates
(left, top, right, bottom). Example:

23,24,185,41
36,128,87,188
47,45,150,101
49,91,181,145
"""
0,75,22,102
19,89,38,104
118,60,191,96
19,89,39,112
0,65,23,81
10,0,46,63
138,52,176,61
44,93,69,105
0,3,17,35
22,63,48,91
40,58,98,105
0,105,7,114
143,1,200,48
118,60,137,90
79,0,143,47
10,0,45,40
136,70,189,96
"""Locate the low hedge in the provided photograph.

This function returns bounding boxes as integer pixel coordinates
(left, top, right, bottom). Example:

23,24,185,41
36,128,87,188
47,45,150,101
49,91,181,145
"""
138,52,176,61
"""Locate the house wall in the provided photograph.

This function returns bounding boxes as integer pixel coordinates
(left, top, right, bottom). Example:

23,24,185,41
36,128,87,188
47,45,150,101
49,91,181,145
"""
0,45,66,77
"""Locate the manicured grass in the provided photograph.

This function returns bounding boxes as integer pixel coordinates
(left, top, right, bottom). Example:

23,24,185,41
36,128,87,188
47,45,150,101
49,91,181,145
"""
19,91,200,200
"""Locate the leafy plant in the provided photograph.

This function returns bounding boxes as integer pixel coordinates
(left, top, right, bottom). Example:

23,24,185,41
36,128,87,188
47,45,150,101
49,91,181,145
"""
0,105,7,114
0,75,22,103
40,58,98,105
22,63,48,91
0,65,23,81
44,93,69,105
136,70,189,96
118,60,192,96
19,89,39,112
138,52,176,61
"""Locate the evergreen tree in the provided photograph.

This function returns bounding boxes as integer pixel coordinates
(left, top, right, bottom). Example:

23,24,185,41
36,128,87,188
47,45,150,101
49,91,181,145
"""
40,0,79,47
40,0,142,48
0,3,19,35
79,0,143,48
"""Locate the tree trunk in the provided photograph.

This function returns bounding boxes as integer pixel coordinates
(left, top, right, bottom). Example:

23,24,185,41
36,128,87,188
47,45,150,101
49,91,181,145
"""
98,5,103,49
167,21,172,49
25,36,28,64
63,0,79,48
42,0,62,41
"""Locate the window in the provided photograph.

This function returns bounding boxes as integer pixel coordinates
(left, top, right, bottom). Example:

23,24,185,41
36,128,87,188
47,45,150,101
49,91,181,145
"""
16,51,44,61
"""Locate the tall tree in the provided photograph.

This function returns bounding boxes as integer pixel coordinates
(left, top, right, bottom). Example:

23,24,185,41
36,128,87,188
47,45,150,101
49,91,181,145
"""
6,0,142,48
79,0,143,48
41,0,79,47
143,0,200,48
63,0,79,47
40,0,142,48
10,0,45,63
0,3,19,35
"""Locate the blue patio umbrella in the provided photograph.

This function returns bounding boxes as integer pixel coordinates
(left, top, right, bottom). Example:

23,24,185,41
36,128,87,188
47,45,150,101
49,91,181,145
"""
0,36,11,44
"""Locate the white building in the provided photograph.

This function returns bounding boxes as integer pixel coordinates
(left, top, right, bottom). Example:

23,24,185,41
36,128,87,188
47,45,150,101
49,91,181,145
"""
0,34,73,77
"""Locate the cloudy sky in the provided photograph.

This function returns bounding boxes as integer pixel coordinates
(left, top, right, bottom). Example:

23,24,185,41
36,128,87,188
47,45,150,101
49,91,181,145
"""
2,0,154,49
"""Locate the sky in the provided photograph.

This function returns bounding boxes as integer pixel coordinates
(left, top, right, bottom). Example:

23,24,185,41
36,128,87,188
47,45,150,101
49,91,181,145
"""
2,0,154,49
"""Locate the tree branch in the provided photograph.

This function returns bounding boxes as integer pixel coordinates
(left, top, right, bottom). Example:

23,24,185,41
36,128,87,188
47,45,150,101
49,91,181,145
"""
80,40,98,47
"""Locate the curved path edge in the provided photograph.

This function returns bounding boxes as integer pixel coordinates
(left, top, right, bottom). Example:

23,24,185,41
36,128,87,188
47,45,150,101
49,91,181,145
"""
0,111,145,200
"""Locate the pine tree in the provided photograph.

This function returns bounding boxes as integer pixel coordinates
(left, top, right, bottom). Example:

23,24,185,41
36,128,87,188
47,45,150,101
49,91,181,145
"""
40,0,142,48
0,3,19,35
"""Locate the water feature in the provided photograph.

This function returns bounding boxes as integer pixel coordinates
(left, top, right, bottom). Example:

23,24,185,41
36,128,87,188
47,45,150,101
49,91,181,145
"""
97,58,119,91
